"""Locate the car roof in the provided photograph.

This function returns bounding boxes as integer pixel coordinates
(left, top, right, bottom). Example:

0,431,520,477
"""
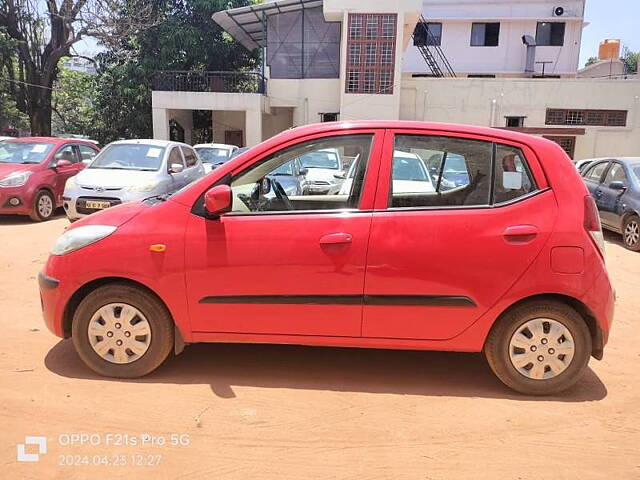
193,143,237,149
108,139,180,147
580,157,640,166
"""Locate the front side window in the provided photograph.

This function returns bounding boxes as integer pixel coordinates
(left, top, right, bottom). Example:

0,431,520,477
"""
78,145,98,162
168,147,184,171
54,145,78,163
536,22,565,46
181,147,198,167
90,144,166,171
584,162,609,183
471,23,500,46
391,135,492,208
603,163,628,186
493,145,536,204
0,142,53,164
229,134,373,214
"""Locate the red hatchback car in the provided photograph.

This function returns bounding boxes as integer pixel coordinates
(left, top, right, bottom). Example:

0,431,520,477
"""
0,137,99,221
38,122,614,395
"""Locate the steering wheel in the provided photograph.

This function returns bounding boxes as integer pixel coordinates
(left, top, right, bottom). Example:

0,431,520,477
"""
271,179,293,211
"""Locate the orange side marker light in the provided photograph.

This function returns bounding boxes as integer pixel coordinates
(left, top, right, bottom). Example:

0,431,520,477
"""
149,244,167,253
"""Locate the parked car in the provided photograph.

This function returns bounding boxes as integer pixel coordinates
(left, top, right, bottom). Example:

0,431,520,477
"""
193,143,238,173
229,146,250,159
581,157,640,250
267,158,308,196
0,136,14,142
39,121,614,395
574,159,593,174
298,148,344,194
63,139,204,221
426,153,471,189
0,137,99,221
335,150,435,195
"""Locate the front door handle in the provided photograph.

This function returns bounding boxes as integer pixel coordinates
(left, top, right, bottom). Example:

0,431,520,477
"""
320,233,353,245
503,225,538,243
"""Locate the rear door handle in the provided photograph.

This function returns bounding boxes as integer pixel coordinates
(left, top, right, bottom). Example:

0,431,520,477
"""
320,233,353,245
595,189,603,198
503,225,538,243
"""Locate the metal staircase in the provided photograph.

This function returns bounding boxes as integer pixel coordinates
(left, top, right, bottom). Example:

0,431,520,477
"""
412,16,456,78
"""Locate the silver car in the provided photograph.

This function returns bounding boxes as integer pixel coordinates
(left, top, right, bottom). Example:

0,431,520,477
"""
63,139,205,221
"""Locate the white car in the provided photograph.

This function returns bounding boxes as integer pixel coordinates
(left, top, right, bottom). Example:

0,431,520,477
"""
298,148,344,194
193,143,238,173
337,150,436,195
574,158,595,174
63,139,205,221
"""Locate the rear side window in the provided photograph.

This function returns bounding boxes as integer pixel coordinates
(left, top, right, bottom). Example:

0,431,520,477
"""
181,146,198,167
584,162,609,183
493,145,536,204
391,135,492,208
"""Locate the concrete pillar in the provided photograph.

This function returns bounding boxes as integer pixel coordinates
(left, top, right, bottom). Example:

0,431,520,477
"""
152,108,170,140
245,110,262,147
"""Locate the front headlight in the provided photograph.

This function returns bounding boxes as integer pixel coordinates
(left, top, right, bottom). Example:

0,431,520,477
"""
128,181,160,193
65,176,77,189
51,225,117,256
0,170,32,187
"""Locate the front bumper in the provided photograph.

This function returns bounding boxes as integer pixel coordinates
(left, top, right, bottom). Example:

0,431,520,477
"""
38,270,68,338
63,187,162,220
0,185,33,215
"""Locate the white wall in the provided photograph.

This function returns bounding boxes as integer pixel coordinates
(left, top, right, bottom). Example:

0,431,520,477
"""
403,0,585,76
400,77,640,159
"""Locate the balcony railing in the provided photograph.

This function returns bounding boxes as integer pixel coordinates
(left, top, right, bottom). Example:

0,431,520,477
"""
152,71,267,94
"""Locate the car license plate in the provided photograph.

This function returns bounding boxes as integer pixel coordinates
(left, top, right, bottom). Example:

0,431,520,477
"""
85,201,111,209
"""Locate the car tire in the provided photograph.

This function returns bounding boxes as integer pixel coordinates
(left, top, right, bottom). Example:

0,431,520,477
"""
29,190,55,222
622,214,640,251
71,283,174,378
484,300,592,395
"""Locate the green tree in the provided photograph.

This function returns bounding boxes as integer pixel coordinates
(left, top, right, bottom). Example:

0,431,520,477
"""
623,49,639,74
585,56,598,67
51,59,99,137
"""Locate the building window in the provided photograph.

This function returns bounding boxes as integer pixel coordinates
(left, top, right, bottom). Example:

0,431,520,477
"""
471,23,500,46
543,136,576,159
320,113,339,122
536,22,565,46
346,13,397,94
413,22,442,46
505,116,526,127
546,109,628,127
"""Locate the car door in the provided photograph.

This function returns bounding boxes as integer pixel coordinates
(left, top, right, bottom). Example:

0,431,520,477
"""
166,145,188,191
597,161,631,231
362,129,556,340
184,130,383,336
180,146,204,184
50,144,81,205
582,161,612,226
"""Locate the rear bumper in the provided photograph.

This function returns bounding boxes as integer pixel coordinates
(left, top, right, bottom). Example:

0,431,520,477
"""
583,268,615,359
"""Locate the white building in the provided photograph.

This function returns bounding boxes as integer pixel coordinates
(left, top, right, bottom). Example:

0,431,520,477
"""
152,0,640,160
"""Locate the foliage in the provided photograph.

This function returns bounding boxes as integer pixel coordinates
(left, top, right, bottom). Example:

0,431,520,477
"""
51,60,99,137
585,56,598,67
623,49,639,74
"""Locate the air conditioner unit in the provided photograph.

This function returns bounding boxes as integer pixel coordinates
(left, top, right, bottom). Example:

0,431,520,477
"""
552,6,566,16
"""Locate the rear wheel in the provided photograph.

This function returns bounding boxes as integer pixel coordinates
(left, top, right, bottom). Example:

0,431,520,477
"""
72,283,174,378
622,214,640,251
29,190,55,222
484,301,591,395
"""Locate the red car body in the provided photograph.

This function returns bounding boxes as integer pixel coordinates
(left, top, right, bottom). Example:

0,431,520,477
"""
0,137,99,219
39,122,614,376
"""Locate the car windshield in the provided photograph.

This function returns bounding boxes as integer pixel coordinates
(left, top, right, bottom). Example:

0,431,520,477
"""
195,147,231,164
271,161,294,176
89,144,164,171
393,155,428,181
299,151,339,169
0,142,54,164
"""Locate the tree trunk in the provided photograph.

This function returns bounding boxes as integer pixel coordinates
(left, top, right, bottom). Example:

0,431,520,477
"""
28,87,53,136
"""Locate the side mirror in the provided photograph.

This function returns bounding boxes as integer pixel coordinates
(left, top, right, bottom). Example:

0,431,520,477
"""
204,185,232,217
169,163,184,174
334,172,346,180
609,181,627,191
55,159,72,169
298,167,309,176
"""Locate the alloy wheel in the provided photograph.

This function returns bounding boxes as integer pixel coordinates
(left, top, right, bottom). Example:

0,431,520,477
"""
508,318,575,380
624,220,639,247
87,303,152,364
38,194,53,218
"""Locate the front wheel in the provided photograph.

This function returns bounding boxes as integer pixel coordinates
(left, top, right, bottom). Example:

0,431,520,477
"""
484,301,591,395
72,283,174,378
29,190,55,221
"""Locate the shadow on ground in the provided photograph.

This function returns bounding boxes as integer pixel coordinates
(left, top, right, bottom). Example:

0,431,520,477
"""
0,209,65,225
603,229,625,249
45,339,607,402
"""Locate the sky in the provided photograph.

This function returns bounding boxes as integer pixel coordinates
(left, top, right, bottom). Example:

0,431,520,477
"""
73,0,640,68
580,0,640,66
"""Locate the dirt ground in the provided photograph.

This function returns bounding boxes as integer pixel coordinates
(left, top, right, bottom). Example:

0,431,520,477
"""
1,212,638,480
